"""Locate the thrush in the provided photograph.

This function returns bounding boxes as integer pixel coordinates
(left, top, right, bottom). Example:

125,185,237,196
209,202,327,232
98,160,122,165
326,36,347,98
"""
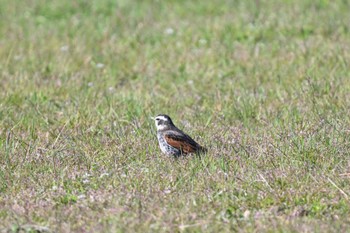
153,114,207,156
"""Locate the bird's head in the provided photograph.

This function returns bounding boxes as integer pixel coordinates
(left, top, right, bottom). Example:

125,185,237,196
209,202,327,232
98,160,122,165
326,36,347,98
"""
152,114,174,131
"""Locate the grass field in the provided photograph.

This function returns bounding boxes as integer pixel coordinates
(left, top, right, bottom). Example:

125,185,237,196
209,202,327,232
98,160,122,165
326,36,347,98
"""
1,0,350,232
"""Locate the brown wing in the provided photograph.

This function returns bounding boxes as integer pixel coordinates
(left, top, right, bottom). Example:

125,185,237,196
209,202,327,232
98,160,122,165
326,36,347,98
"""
164,133,200,154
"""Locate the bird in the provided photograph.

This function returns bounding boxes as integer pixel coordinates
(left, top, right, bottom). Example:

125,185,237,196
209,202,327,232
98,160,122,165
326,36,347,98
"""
152,114,207,156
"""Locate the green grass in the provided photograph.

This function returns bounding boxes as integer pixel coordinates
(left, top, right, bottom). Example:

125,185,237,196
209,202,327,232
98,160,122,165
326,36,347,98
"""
1,0,350,232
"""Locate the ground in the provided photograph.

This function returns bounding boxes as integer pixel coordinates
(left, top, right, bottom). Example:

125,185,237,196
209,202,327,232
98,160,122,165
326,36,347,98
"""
1,0,350,232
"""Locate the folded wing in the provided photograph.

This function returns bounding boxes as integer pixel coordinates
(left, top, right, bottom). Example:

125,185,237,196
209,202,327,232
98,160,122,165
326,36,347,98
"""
164,132,202,154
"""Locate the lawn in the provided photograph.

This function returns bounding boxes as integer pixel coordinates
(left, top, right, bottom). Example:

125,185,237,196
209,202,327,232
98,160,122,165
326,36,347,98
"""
1,0,350,232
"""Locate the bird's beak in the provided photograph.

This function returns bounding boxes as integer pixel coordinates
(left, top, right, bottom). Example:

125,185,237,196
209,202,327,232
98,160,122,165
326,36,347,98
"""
150,116,155,120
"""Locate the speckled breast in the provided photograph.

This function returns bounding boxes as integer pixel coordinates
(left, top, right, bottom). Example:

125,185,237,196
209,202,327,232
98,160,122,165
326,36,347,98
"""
157,132,181,156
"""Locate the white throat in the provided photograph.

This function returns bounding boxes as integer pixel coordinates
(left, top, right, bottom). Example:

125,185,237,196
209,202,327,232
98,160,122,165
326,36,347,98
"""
154,115,170,131
156,124,167,131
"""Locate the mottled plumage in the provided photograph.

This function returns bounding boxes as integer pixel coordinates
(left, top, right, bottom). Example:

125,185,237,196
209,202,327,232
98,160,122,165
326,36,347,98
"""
153,114,207,156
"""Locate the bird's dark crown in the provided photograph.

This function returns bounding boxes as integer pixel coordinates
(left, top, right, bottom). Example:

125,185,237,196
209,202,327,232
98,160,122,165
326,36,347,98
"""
154,114,175,129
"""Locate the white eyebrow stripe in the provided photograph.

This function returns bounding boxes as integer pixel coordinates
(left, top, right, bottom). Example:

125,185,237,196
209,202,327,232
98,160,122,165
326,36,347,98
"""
156,116,168,121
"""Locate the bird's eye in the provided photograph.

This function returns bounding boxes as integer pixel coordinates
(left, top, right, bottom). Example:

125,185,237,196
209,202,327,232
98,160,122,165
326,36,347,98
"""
155,118,159,121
